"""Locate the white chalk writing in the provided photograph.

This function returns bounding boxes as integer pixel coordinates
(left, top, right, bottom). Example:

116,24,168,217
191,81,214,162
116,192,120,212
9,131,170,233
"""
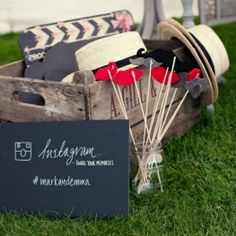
38,139,98,166
32,175,90,187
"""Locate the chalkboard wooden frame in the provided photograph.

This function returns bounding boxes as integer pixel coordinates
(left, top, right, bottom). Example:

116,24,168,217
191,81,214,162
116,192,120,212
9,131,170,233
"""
0,120,129,217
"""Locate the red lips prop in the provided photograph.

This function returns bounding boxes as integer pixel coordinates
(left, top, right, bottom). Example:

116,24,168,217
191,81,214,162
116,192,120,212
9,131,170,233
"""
95,62,143,86
151,66,180,84
94,62,117,81
112,68,143,86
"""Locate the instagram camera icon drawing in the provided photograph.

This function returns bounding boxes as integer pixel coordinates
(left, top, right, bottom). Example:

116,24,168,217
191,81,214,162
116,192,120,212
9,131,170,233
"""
15,142,32,161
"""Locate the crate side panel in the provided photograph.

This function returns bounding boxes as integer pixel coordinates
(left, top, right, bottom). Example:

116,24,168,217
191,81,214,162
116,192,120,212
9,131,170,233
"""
0,76,87,122
0,60,25,77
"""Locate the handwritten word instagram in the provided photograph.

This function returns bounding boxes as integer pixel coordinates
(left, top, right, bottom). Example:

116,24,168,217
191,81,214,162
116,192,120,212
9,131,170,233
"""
38,139,99,166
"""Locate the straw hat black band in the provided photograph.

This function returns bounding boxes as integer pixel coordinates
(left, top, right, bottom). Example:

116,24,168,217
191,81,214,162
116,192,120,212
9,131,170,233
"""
189,33,215,74
92,47,193,73
158,18,230,104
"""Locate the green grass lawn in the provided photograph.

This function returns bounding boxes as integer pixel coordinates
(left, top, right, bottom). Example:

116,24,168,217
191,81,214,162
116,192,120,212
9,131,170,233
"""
0,22,236,236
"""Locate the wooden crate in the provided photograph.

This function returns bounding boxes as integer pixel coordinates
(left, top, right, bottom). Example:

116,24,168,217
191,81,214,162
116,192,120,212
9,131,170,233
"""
0,40,201,144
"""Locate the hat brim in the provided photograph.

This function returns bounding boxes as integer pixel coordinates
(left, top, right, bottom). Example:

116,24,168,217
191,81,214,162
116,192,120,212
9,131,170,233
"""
158,21,215,105
75,32,147,71
159,19,218,102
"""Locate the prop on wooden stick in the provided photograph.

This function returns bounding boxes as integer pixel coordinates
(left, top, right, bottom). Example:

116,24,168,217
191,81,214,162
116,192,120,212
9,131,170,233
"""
94,56,207,194
69,29,210,193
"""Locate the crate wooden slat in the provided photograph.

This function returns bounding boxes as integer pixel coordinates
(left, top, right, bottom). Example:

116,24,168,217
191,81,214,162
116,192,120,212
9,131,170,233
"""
73,70,201,143
0,39,201,146
0,62,90,121
0,75,90,121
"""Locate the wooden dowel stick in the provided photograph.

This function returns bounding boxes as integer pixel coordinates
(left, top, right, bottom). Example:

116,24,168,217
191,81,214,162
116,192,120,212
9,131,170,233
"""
151,57,176,145
116,85,143,166
157,72,200,143
142,60,153,149
153,73,171,143
132,71,152,144
145,68,169,145
109,78,127,118
157,167,164,192
158,88,177,139
111,77,145,184
116,86,127,116
141,68,169,181
108,71,142,170
155,57,176,143
151,81,170,145
143,60,153,153
158,90,189,142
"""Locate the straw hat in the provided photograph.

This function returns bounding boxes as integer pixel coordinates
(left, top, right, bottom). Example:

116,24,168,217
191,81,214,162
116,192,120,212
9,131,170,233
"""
63,32,146,82
158,18,230,105
76,31,146,70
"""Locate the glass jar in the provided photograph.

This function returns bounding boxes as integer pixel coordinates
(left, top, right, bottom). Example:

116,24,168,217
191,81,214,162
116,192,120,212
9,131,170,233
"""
131,142,165,194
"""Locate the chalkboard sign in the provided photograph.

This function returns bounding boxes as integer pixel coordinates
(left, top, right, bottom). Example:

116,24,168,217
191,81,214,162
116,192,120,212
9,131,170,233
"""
200,0,236,26
0,120,129,217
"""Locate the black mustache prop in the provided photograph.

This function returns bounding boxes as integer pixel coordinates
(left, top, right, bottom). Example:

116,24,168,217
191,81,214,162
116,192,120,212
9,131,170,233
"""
92,47,194,75
129,57,162,68
129,48,193,72
185,77,209,99
172,72,209,98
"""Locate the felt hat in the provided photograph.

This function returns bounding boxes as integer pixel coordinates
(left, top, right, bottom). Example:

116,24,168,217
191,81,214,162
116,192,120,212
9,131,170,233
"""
63,31,147,82
158,18,230,105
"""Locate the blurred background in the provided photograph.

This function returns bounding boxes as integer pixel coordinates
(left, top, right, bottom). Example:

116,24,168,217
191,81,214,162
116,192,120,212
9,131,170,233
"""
0,0,199,34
